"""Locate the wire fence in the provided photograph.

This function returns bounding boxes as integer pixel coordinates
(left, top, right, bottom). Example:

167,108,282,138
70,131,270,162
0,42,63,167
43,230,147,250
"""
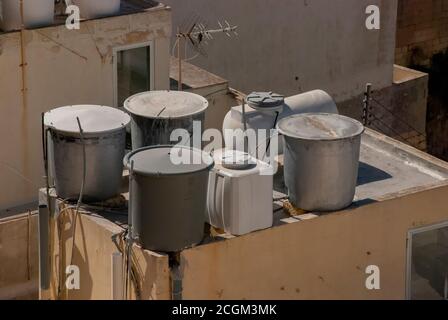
362,84,427,150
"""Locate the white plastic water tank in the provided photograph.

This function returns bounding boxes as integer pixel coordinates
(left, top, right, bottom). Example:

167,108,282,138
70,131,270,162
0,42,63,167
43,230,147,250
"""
71,0,121,19
207,149,273,236
223,90,339,157
0,0,54,31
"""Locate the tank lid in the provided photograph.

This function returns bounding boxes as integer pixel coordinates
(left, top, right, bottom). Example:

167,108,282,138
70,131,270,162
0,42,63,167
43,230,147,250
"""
44,105,130,134
124,145,214,176
124,91,209,119
214,149,257,170
246,91,285,111
277,113,365,141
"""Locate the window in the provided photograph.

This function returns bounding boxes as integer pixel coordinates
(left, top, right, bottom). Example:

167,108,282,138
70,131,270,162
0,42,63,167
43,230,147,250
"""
407,221,448,300
113,42,154,108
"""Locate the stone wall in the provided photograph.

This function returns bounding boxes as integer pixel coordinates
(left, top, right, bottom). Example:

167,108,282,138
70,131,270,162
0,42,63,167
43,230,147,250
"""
396,0,448,66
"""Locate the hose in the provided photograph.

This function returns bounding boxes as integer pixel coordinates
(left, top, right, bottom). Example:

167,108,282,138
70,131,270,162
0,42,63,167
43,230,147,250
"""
68,117,86,271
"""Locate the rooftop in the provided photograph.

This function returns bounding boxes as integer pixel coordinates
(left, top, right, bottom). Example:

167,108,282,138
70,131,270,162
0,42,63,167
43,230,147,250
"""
0,0,164,34
45,128,448,243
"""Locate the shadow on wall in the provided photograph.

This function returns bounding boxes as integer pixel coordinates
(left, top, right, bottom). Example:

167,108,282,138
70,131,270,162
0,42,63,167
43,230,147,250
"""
56,215,93,300
412,49,448,161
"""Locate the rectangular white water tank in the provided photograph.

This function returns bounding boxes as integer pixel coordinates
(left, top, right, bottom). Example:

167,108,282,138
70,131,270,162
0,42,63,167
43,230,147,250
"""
207,149,273,236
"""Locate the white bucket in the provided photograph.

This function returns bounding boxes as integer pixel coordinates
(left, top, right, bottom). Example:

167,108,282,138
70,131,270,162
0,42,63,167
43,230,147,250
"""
0,0,55,31
71,0,121,19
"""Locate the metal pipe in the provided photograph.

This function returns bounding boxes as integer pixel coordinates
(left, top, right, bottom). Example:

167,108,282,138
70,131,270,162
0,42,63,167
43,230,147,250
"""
126,160,135,300
38,205,50,291
75,117,86,211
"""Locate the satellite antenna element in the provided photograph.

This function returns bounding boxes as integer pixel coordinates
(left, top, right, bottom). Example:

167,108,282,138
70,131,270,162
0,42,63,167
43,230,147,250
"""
174,14,238,91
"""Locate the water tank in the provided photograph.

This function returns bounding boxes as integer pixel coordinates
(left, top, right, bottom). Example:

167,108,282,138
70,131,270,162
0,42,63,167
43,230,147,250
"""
277,113,364,211
207,149,273,235
44,105,130,201
0,0,54,31
71,0,121,19
124,145,214,252
124,91,209,149
223,90,339,157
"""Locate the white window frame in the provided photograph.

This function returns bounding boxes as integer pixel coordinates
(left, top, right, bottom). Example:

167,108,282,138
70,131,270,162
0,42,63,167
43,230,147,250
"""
406,220,448,300
112,41,155,108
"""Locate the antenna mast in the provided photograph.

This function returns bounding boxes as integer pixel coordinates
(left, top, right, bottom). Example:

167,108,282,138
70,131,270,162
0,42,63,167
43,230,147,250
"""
175,17,238,91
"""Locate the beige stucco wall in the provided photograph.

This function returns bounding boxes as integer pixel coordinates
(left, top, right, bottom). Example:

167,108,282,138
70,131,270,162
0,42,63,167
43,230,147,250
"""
43,183,448,300
48,207,170,300
0,213,39,300
163,0,398,101
0,7,171,210
179,183,448,300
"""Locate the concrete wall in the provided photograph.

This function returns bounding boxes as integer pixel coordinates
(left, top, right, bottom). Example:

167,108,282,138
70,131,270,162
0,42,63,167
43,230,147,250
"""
0,213,38,300
48,209,170,300
180,183,448,300
45,182,448,300
164,0,398,101
396,0,448,67
0,7,171,210
337,65,429,151
170,57,239,133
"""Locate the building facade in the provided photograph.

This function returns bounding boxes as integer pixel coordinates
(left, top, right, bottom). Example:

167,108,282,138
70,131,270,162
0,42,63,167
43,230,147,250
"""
0,3,171,210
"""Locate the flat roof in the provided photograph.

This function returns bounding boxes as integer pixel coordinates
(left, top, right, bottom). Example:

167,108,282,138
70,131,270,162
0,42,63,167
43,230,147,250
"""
32,128,448,244
170,57,228,90
0,0,165,35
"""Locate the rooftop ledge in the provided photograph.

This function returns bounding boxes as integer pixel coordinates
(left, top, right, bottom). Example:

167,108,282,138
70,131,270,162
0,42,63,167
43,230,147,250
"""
0,0,166,34
393,64,428,84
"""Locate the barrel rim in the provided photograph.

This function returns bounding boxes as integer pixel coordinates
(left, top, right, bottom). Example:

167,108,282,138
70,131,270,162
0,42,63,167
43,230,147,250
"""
123,90,209,120
124,145,215,177
44,105,130,136
277,113,365,141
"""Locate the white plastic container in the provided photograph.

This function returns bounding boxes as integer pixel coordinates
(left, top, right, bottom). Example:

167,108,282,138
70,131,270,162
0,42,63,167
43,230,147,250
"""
71,0,121,19
223,90,339,157
0,0,54,31
207,149,273,236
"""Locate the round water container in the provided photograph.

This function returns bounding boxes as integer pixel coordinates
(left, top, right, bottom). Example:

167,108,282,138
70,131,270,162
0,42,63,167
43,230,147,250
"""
72,0,121,19
44,105,130,201
124,145,214,252
0,0,54,31
277,113,364,211
223,90,339,157
124,91,209,149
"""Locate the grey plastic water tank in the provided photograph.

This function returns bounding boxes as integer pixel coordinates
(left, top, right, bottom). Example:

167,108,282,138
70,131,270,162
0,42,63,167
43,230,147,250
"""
277,113,364,211
44,105,130,201
124,145,214,252
124,91,209,149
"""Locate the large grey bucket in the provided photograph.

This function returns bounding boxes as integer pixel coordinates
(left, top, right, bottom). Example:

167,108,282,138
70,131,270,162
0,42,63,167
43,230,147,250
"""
124,145,214,252
277,113,364,211
124,91,208,149
44,105,130,201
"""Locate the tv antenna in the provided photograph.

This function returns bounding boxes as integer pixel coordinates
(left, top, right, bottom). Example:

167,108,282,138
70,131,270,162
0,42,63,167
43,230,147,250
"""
174,14,238,91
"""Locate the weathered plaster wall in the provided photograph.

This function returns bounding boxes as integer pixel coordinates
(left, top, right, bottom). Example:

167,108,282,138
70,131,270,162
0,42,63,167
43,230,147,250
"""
49,208,170,300
0,7,171,210
43,182,448,300
338,65,428,151
0,213,38,300
179,184,448,300
164,0,398,101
